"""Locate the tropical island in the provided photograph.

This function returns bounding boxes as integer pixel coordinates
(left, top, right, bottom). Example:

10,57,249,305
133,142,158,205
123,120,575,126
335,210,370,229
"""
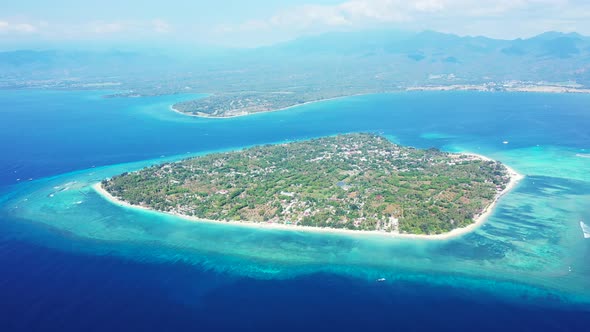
96,134,521,236
169,81,590,118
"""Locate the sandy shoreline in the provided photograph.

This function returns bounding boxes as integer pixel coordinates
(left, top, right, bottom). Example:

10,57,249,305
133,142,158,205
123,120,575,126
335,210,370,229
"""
92,160,523,240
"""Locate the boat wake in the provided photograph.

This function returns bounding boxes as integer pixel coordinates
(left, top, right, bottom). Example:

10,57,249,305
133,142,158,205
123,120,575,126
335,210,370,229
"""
580,221,590,239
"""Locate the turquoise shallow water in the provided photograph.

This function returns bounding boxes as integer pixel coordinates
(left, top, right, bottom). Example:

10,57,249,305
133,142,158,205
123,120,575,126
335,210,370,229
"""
4,151,590,305
1,90,590,326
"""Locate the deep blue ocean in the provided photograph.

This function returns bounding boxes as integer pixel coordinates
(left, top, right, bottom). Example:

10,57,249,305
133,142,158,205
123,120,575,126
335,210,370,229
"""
1,89,589,331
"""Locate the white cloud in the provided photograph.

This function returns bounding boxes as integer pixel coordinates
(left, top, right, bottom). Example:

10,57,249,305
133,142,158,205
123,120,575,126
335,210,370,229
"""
223,0,582,36
91,22,126,34
152,19,171,33
202,0,590,46
88,19,173,35
0,17,173,40
14,23,37,33
0,20,38,33
1,0,589,47
267,1,411,29
288,4,352,27
238,0,455,32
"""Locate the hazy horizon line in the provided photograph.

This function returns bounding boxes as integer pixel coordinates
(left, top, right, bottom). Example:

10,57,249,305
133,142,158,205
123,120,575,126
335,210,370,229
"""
0,28,587,53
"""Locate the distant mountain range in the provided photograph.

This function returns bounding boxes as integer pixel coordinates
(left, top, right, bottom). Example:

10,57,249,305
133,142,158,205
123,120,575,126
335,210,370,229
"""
264,30,590,59
0,50,181,81
1,30,589,91
251,30,590,85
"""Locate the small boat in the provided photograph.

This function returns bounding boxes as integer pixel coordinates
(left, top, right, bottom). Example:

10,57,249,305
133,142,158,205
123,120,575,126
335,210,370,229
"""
580,221,590,239
502,141,509,144
376,278,386,282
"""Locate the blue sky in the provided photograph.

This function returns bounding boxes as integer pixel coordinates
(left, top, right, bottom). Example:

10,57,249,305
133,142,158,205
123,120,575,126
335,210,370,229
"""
2,0,590,49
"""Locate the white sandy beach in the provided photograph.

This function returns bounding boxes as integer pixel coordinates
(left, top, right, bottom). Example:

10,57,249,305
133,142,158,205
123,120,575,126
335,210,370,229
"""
92,160,523,240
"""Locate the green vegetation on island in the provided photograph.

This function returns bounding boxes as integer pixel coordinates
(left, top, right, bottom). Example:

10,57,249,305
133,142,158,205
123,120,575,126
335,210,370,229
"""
102,134,512,235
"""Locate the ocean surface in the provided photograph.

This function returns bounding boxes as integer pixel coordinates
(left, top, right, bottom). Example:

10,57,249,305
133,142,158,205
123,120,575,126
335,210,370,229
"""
1,89,589,331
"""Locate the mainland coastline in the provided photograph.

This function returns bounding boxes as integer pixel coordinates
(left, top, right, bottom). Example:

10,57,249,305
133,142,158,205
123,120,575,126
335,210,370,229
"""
92,143,523,240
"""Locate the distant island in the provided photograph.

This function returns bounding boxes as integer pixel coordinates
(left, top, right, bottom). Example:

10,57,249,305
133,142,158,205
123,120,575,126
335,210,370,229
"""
95,134,521,237
169,82,590,118
169,93,364,118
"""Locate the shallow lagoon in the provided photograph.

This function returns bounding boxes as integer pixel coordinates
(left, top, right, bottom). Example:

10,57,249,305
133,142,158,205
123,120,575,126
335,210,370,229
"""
1,90,589,329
